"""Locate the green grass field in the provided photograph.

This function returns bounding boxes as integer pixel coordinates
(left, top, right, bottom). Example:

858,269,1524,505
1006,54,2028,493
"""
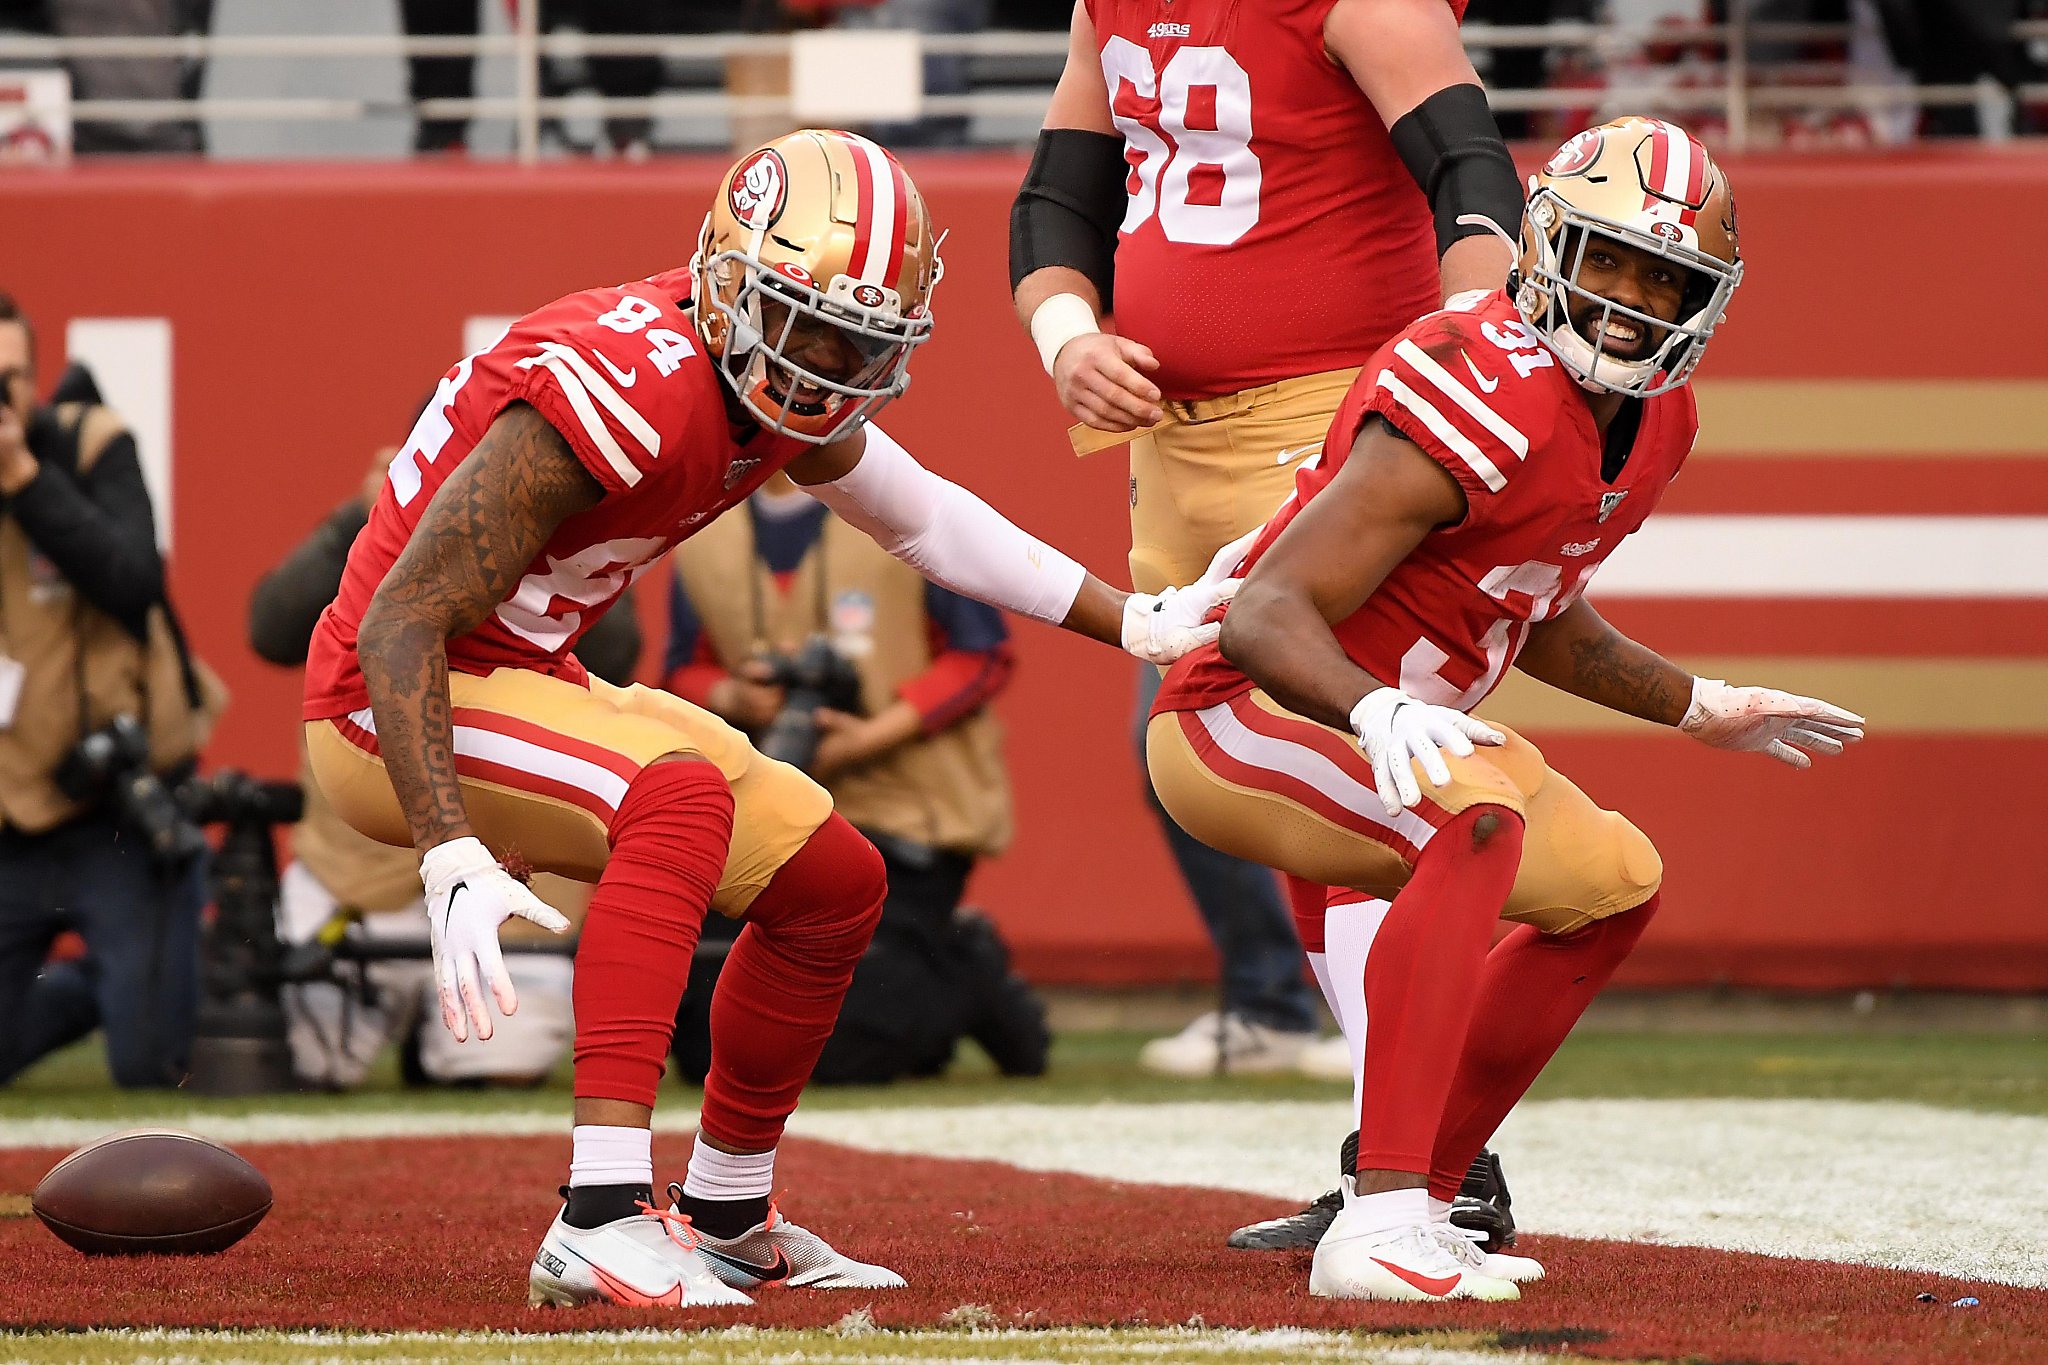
5,1026,2045,1123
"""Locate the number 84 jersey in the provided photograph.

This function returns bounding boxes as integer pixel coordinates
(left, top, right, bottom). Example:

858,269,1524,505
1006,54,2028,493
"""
1087,0,1465,400
1157,289,1699,717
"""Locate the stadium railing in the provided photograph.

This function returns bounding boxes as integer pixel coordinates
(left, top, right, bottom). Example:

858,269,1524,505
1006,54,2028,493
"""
0,15,2041,159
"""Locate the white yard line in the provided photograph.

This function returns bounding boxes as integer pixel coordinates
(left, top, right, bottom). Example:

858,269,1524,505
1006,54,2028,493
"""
2,1099,2040,1290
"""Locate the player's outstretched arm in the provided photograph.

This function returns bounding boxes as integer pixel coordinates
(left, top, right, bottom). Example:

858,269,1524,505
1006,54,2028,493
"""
1517,599,1865,766
789,427,1230,663
356,402,597,1041
1325,0,1521,302
1010,2,1163,433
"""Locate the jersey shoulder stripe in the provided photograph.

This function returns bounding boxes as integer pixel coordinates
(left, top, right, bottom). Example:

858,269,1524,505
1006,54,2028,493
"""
535,340,661,460
1392,338,1530,463
1373,366,1508,492
516,347,644,489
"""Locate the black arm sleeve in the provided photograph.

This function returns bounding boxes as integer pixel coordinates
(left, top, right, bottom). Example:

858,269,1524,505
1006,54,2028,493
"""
8,432,163,639
572,596,643,687
247,499,369,666
1009,127,1129,312
1388,83,1525,256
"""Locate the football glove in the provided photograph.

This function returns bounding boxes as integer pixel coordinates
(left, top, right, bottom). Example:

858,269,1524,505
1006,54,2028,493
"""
1679,678,1865,768
419,836,570,1043
1348,687,1505,818
1121,528,1257,665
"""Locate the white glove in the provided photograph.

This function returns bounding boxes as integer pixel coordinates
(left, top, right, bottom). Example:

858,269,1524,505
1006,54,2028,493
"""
419,836,570,1043
1121,528,1258,664
1679,677,1865,768
1348,687,1505,818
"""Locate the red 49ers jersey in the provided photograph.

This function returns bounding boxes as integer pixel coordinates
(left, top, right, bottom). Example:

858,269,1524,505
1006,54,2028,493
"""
1157,289,1698,715
304,268,806,720
1085,0,1463,401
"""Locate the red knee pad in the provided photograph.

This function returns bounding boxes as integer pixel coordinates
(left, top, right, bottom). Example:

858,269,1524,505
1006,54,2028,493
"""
743,812,886,939
572,757,737,1109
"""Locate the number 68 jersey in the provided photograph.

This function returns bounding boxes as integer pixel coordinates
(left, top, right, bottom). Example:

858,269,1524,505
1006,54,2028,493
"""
1086,0,1465,401
1156,289,1699,717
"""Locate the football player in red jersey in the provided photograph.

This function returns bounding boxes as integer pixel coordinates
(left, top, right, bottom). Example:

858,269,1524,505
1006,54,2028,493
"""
1011,0,1531,1250
1147,118,1864,1301
302,129,1241,1310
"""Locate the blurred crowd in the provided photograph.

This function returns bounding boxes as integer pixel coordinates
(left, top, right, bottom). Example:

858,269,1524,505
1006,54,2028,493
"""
0,0,2039,157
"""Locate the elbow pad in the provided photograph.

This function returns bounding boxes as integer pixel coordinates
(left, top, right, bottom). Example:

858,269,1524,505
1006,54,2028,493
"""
810,427,1087,627
1009,127,1128,311
1389,84,1524,256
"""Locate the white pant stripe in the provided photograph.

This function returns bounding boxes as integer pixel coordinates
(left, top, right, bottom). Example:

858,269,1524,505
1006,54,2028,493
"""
343,706,630,813
1195,702,1439,851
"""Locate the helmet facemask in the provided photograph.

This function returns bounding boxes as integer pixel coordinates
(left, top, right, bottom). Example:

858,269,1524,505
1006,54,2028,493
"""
696,224,937,445
1517,189,1742,398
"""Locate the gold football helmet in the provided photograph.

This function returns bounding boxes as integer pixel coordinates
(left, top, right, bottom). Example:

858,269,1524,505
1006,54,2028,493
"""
1514,117,1742,397
693,128,943,443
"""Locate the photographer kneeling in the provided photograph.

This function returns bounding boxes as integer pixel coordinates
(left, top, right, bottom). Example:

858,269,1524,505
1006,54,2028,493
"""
250,445,642,1088
666,473,1048,1085
0,294,217,1089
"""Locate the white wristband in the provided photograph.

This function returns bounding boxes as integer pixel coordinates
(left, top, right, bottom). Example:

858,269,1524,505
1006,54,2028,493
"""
1028,292,1101,376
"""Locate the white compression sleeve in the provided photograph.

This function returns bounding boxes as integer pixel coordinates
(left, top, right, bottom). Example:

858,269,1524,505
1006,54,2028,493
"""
807,426,1089,625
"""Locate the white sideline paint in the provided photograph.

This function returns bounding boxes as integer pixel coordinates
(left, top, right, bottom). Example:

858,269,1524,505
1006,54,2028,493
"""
65,318,172,552
1592,515,2048,598
2,1099,2041,1289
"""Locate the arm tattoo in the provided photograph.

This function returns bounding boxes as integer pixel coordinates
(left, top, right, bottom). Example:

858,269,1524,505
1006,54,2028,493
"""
356,403,605,852
1564,631,1688,726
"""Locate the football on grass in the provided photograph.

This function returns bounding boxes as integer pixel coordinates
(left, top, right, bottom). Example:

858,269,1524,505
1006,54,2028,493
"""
32,1129,271,1255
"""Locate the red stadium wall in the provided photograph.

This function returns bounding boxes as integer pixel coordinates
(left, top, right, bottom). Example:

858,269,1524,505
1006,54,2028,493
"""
2,150,2043,990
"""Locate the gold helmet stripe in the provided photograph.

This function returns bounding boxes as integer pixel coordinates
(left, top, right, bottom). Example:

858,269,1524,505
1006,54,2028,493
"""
838,130,910,285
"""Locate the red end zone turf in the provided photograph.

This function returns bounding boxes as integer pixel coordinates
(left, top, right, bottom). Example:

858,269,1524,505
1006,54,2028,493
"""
0,1134,2037,1364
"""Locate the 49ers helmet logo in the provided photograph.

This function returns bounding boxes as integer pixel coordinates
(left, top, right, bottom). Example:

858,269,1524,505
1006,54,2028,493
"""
728,149,788,229
1650,220,1684,242
1544,129,1602,177
850,283,886,308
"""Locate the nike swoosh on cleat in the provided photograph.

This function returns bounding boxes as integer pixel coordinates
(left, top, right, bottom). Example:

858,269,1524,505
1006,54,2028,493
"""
559,1245,682,1307
1460,351,1500,393
698,1245,792,1285
1371,1258,1461,1297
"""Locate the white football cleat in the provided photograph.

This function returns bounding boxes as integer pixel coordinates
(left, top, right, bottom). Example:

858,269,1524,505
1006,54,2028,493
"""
1309,1180,1519,1302
1295,1033,1356,1083
528,1202,754,1309
1434,1221,1546,1283
1139,1012,1316,1077
679,1188,906,1291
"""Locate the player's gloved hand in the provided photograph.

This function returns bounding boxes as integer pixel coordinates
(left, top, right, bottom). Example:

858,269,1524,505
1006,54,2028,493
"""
419,836,570,1043
1121,530,1255,664
1679,678,1865,768
1348,687,1505,818
1054,332,1165,433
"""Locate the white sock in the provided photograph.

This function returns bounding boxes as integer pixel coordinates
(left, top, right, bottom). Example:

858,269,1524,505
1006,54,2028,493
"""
568,1125,652,1188
1346,1187,1430,1238
1428,1195,1454,1224
682,1141,776,1202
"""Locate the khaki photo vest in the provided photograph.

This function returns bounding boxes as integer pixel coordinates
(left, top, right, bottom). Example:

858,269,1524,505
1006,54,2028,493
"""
674,507,1012,857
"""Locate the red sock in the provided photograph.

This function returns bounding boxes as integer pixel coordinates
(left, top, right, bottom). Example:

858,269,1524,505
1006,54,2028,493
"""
700,813,885,1151
1285,875,1328,953
1427,893,1660,1199
571,759,735,1108
1355,805,1524,1174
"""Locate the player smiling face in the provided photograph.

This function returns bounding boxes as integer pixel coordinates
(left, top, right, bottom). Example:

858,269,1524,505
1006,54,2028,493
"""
1562,231,1692,364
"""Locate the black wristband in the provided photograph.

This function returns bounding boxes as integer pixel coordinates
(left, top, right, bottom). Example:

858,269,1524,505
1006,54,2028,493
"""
1389,84,1524,257
1009,127,1127,311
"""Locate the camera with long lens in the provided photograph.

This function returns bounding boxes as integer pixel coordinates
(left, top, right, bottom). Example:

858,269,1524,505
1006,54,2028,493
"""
755,634,865,772
53,713,208,870
181,767,305,1096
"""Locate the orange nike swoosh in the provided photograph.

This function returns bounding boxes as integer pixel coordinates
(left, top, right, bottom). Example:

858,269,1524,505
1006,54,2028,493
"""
1372,1257,1461,1296
589,1263,682,1307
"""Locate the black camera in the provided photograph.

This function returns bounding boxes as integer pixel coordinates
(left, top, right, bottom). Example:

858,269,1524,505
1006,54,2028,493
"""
53,714,208,870
755,634,865,772
181,768,305,829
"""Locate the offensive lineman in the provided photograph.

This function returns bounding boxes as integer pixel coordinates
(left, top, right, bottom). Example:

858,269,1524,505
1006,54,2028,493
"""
1147,118,1863,1300
303,129,1239,1309
1010,0,1528,1250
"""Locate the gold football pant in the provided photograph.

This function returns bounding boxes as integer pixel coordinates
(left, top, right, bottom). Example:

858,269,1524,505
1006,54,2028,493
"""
1146,690,1662,934
306,668,833,916
1124,367,1360,595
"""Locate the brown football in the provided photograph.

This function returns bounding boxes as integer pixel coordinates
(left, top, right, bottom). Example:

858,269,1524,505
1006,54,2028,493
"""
32,1129,271,1255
